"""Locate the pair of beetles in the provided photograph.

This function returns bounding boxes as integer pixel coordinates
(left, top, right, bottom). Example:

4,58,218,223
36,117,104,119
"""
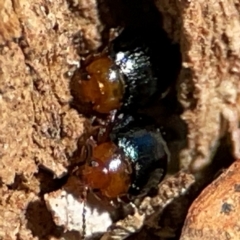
72,27,180,200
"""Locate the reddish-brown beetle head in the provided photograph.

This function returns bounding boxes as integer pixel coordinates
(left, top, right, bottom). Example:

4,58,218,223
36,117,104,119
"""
78,55,125,114
82,142,131,199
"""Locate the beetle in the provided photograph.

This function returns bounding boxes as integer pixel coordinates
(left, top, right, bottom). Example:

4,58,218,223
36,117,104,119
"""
71,27,180,115
81,114,169,199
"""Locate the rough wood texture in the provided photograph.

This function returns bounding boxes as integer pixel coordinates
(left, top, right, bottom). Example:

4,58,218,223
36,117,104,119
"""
180,159,240,240
156,0,240,172
0,0,240,239
0,0,101,239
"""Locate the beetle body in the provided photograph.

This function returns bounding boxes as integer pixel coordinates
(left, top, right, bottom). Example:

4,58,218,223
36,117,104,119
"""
81,114,169,198
72,27,180,115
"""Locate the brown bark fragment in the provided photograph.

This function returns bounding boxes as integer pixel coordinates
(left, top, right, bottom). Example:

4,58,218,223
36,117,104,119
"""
180,159,240,240
156,0,240,172
0,0,21,43
0,0,102,238
0,0,102,184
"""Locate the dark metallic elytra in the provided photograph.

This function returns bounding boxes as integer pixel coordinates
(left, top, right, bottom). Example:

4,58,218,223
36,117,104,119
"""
117,129,168,196
71,27,180,115
109,27,180,110
111,114,169,196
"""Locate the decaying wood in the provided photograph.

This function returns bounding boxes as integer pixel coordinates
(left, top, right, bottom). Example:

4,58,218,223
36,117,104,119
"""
0,0,240,239
156,0,240,172
180,159,240,240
